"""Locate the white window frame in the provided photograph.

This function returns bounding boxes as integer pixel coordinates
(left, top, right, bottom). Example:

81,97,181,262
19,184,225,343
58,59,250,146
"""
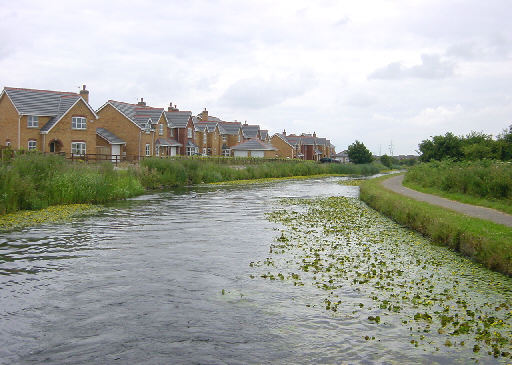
28,115,39,128
187,128,193,138
203,132,207,144
170,128,174,137
72,116,87,130
71,142,86,155
28,140,37,150
222,148,230,157
159,124,164,136
145,143,151,156
202,147,207,156
155,145,160,156
222,135,227,143
186,147,193,156
238,134,241,143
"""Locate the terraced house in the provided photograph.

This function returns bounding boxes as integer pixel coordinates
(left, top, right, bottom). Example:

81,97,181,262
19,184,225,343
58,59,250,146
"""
0,86,98,155
271,131,335,161
164,103,195,156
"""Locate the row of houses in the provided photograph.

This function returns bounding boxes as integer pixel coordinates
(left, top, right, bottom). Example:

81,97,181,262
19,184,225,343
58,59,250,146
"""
0,85,336,161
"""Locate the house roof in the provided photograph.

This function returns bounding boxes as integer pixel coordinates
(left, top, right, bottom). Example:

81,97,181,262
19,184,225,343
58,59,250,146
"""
218,121,241,135
165,111,191,128
155,138,182,147
241,124,260,139
260,130,269,140
272,133,295,148
186,140,198,147
108,100,164,129
283,135,302,146
96,128,126,145
2,87,98,133
194,121,217,132
232,139,276,151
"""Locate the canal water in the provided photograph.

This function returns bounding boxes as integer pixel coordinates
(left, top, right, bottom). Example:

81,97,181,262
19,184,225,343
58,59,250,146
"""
0,177,510,364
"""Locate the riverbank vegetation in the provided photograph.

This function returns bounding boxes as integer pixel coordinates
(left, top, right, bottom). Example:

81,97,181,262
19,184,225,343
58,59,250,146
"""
404,160,512,214
0,153,385,216
360,175,512,276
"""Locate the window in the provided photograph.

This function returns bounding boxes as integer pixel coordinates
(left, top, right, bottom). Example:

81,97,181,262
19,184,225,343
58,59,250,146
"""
145,143,151,156
238,134,241,143
222,135,227,143
28,115,38,128
159,124,164,136
222,148,231,157
5,141,11,147
186,147,193,156
72,117,87,130
170,128,174,137
28,140,37,150
202,147,207,156
203,132,207,144
187,128,192,138
71,142,86,155
155,145,160,156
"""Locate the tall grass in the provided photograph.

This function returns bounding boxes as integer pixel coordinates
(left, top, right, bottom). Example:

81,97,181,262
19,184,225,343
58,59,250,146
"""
404,160,512,200
0,153,144,214
0,154,384,215
360,175,512,276
139,158,383,188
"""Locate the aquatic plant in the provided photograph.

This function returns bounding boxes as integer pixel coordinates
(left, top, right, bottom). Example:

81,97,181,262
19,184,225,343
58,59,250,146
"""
254,195,512,361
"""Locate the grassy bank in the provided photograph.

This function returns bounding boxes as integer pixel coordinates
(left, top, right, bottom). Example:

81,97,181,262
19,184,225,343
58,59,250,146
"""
0,154,384,215
404,160,512,214
360,175,512,276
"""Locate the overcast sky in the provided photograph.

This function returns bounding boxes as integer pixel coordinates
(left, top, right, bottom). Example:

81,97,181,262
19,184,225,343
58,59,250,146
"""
1,0,511,155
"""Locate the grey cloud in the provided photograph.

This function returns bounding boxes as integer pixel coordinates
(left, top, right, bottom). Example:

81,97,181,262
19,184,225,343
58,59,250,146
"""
369,54,454,80
220,74,316,109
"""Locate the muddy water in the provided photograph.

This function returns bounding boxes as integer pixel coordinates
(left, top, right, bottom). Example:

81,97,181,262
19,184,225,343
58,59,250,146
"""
0,177,510,364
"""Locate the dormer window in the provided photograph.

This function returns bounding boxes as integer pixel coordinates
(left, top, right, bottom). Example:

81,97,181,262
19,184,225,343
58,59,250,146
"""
28,115,38,128
72,116,86,130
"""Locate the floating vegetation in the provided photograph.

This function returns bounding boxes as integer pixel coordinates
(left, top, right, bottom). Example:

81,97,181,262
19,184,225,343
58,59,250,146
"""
253,196,512,361
0,204,102,231
337,179,366,186
210,174,346,186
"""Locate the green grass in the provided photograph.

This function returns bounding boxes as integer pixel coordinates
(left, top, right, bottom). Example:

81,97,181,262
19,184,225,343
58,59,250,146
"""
360,175,512,276
402,180,512,215
404,160,512,201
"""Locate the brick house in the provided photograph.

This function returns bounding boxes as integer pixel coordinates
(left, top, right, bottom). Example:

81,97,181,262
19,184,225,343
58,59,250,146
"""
96,98,175,160
270,130,335,160
270,132,296,159
0,86,98,155
241,122,261,141
218,121,243,156
164,103,195,156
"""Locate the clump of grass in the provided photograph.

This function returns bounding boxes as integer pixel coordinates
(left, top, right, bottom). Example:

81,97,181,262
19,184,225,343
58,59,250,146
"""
360,175,512,276
405,160,512,201
0,154,144,214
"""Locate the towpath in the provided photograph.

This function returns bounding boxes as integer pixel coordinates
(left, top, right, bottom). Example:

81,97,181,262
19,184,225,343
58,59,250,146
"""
381,174,512,228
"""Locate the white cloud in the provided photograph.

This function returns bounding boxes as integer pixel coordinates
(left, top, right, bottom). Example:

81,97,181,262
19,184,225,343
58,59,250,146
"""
369,54,455,80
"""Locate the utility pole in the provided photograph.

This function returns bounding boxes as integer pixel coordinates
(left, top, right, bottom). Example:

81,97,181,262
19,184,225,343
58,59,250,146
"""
389,140,394,157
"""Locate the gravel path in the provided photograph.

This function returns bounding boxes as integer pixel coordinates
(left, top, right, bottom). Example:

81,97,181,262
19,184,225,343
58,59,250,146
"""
381,174,512,228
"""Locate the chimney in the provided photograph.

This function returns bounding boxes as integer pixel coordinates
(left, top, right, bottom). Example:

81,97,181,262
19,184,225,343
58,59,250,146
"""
168,102,179,112
313,131,316,138
244,120,248,125
79,85,89,103
283,129,286,136
199,108,208,121
137,98,146,107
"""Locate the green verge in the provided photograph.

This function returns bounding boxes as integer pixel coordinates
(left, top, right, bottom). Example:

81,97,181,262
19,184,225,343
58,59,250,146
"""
360,175,512,276
402,180,512,215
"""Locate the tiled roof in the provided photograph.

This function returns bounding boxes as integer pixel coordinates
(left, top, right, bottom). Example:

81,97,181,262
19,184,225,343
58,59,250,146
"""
218,121,241,135
232,139,276,151
260,130,269,140
195,121,217,132
109,100,163,129
165,111,191,128
241,124,260,139
96,128,126,145
3,87,94,133
155,138,182,147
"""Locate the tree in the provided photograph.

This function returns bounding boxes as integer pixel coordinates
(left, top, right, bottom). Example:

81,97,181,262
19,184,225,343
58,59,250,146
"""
347,140,373,164
380,154,393,168
418,132,463,162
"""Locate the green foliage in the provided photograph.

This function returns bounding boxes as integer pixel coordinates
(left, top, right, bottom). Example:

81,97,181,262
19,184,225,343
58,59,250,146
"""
380,154,394,168
347,140,373,164
404,160,512,201
418,127,512,162
0,154,144,214
360,175,512,276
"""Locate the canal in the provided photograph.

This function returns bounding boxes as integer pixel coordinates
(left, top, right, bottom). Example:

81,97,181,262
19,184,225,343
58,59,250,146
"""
0,177,511,364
